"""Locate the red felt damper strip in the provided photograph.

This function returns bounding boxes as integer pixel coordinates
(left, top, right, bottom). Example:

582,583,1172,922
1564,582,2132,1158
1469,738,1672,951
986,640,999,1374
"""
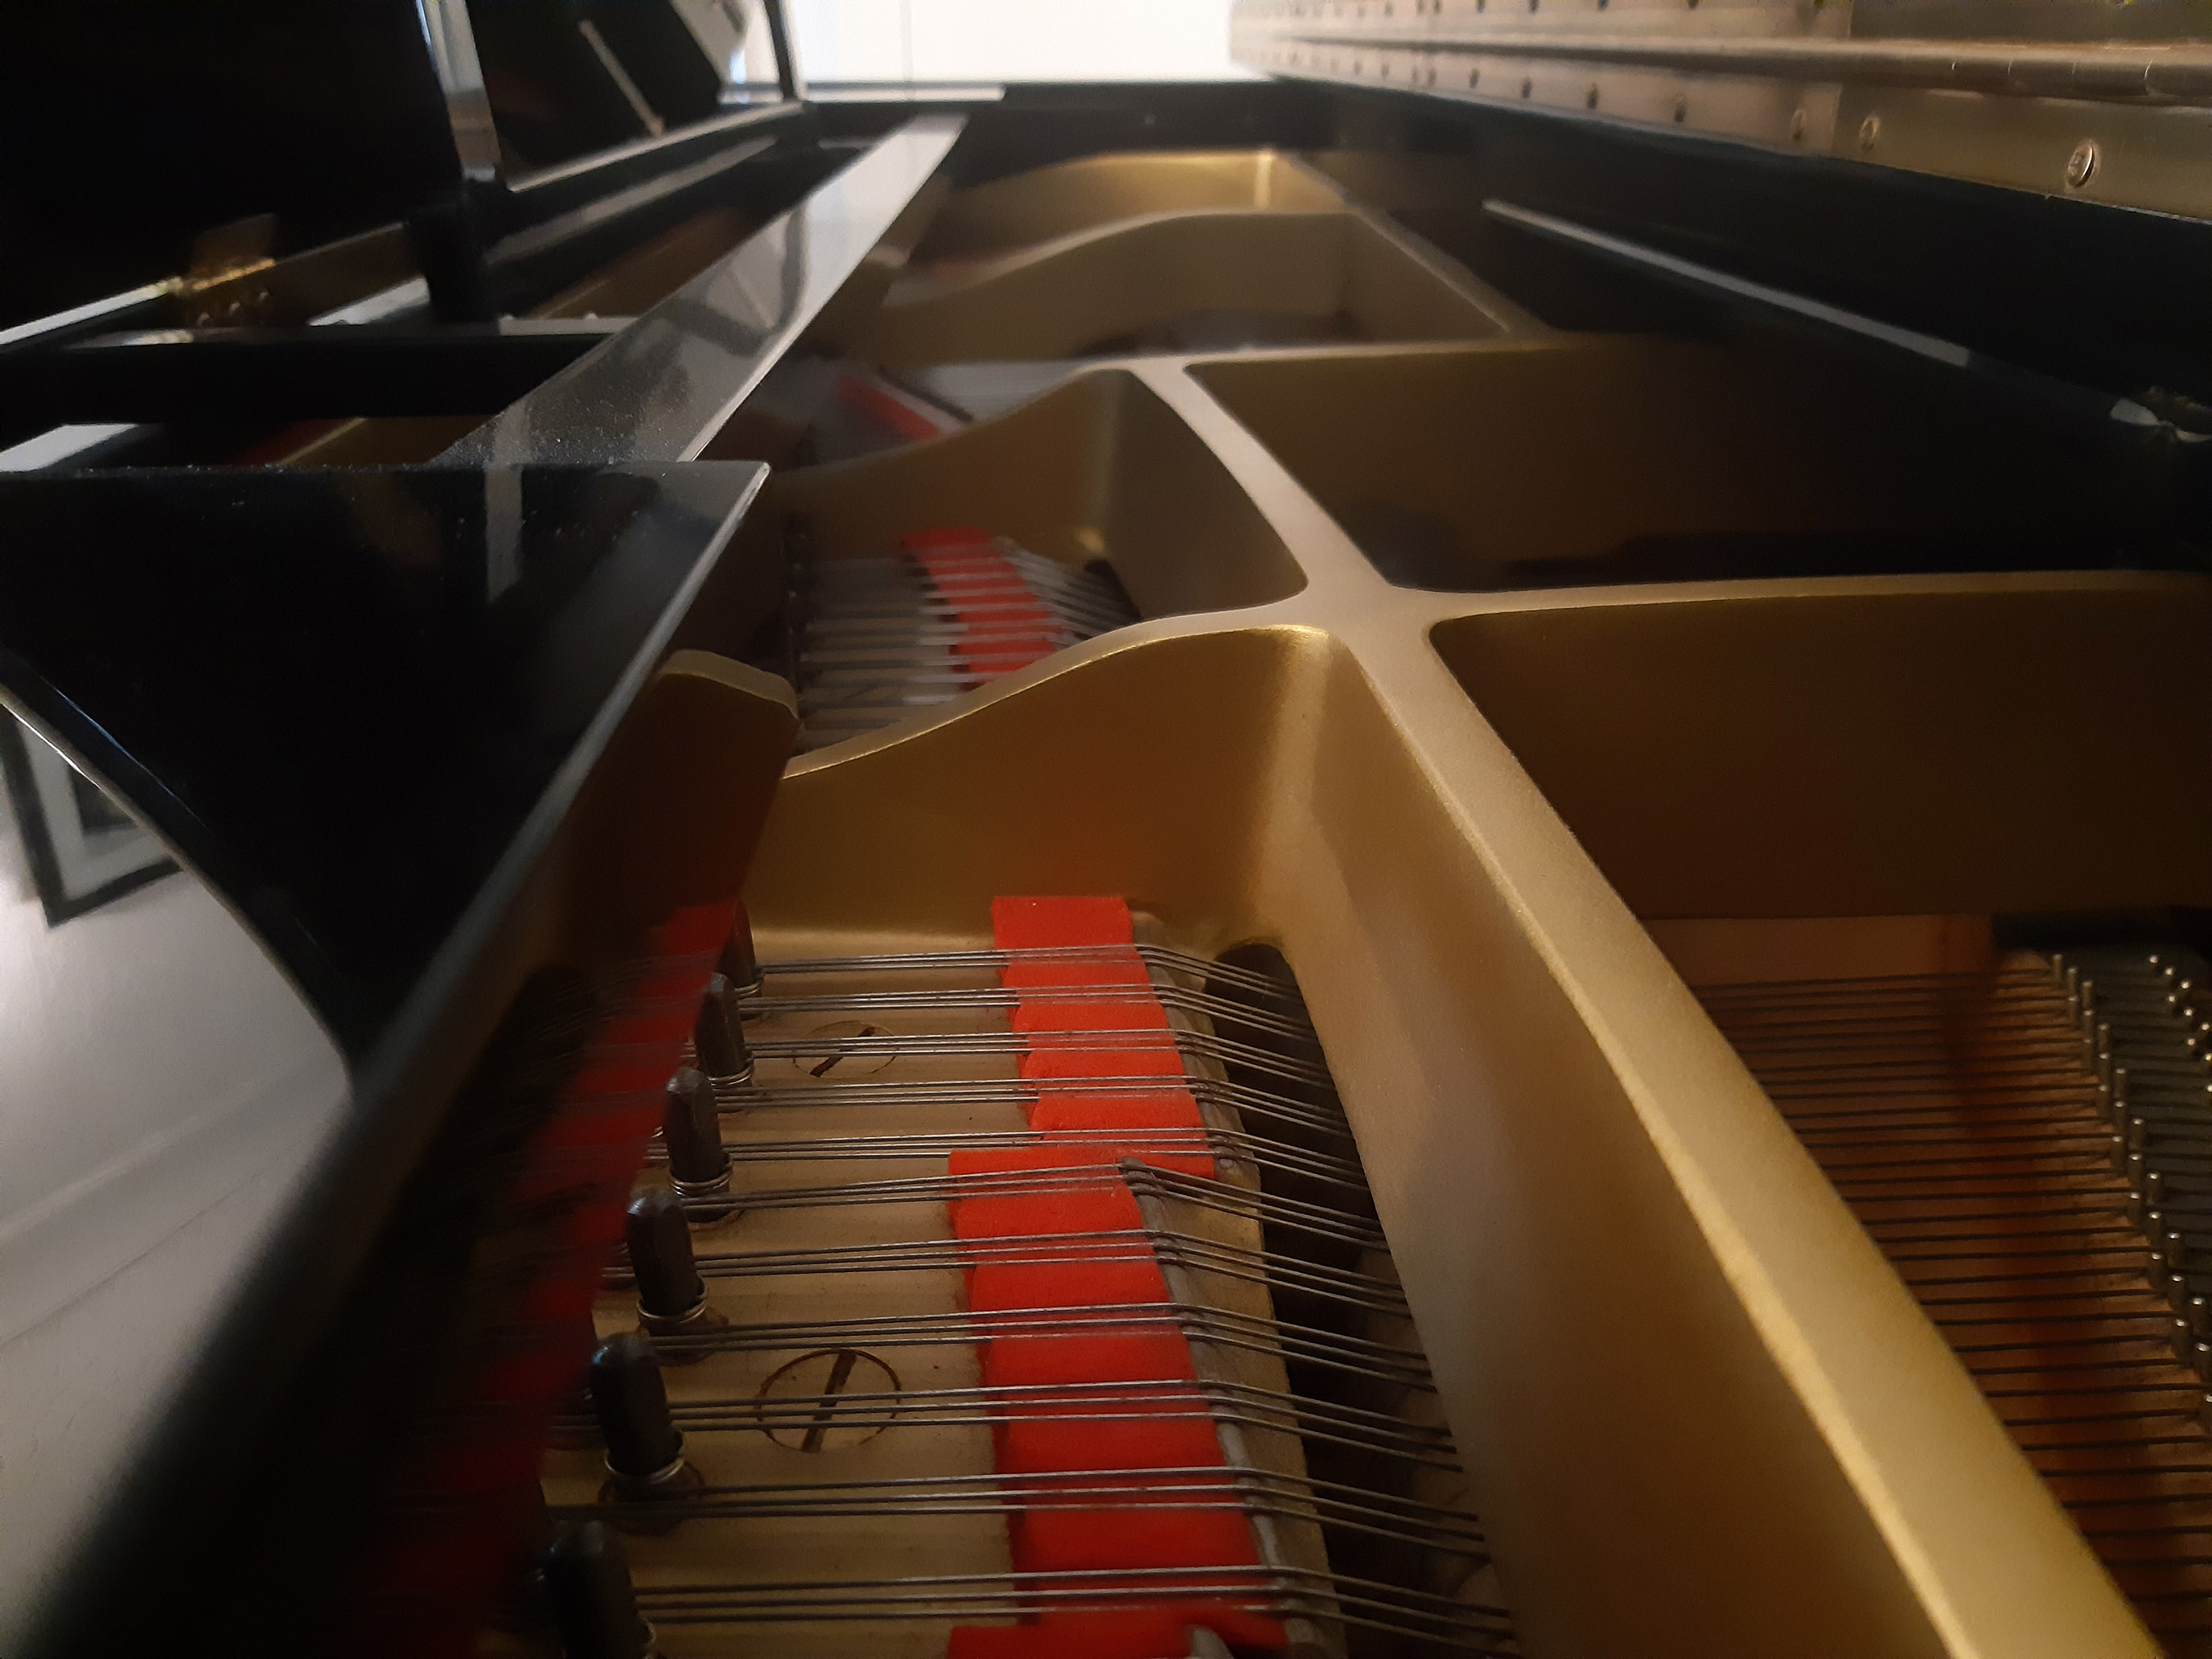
998,898,1175,1097
968,1255,1170,1313
999,1404,1223,1476
902,545,1059,680
905,573,1048,599
972,897,1276,1641
1003,952,1151,990
945,1618,1190,1659
925,590,1050,612
1038,1608,1286,1655
952,1144,1213,1187
960,1208,1222,1473
899,548,1005,567
1015,1500,1261,1575
948,1144,1137,1189
948,1153,1209,1243
947,1607,1287,1658
984,1328,1194,1389
951,1180,1141,1242
946,1612,1207,1659
1010,996,1171,1034
952,639,1059,673
924,594,1057,622
993,895,1137,950
1027,1093,1205,1134
986,1336,1221,1477
949,1607,1291,1659
1021,1042,1190,1083
902,547,1027,595
925,576,1049,593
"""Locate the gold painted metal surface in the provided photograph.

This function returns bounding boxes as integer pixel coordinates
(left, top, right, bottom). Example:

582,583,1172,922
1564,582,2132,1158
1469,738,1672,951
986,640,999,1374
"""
716,325,2181,1655
767,369,1307,617
1433,583,2212,918
1193,337,2109,580
866,208,1526,369
913,149,1351,262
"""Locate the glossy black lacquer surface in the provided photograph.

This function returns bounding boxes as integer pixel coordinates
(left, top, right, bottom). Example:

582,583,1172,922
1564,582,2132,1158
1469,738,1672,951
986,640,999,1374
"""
0,0,462,329
445,115,963,465
0,462,765,1053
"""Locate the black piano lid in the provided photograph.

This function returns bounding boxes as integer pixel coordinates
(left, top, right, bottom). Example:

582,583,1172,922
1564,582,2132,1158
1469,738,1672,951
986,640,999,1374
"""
0,461,767,1057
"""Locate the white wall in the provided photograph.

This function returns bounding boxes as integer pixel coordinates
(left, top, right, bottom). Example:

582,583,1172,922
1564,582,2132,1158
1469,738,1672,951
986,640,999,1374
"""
791,0,1249,84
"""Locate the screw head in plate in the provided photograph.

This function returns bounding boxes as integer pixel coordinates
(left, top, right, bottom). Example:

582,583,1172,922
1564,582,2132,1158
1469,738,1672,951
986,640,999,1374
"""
2067,140,2099,187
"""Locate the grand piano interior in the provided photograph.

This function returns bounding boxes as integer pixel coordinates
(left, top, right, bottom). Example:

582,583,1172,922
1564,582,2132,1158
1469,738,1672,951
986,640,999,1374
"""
6,2,2212,1656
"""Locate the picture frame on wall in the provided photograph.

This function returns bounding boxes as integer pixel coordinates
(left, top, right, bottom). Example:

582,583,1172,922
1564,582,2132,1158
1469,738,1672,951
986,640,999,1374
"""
0,712,178,926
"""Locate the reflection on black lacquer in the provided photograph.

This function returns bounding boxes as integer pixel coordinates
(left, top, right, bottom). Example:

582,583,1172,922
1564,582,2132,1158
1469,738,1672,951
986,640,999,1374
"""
0,462,763,1049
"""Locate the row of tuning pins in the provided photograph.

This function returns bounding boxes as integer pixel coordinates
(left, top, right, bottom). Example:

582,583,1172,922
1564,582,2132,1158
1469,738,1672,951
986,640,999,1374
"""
2055,951,2212,1404
590,905,765,1492
525,1192,718,1655
527,912,770,1657
662,906,764,1200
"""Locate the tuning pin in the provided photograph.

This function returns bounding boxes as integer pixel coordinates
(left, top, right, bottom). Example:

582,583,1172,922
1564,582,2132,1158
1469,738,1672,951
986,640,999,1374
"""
627,1190,724,1360
545,1520,663,1659
629,1191,706,1321
693,973,753,1086
720,904,763,999
590,1334,701,1526
662,1068,732,1201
